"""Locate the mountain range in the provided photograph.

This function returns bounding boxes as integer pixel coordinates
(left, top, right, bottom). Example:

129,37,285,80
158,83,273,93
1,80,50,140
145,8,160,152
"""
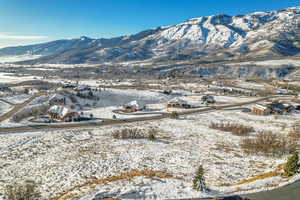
0,6,299,64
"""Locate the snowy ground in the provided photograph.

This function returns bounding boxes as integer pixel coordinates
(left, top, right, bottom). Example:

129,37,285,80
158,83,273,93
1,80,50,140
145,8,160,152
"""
0,55,42,63
226,59,300,67
0,101,13,115
1,94,32,104
0,107,299,199
0,72,41,83
0,78,299,199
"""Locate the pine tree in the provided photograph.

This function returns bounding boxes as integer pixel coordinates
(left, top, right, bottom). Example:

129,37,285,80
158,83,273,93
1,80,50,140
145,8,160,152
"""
193,165,208,192
170,111,179,119
284,152,299,177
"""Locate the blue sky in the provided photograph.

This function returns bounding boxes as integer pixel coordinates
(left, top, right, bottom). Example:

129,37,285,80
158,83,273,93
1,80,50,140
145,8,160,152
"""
0,0,298,48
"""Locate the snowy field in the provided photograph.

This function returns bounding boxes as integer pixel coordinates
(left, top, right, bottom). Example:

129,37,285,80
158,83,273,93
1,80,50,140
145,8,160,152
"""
0,108,299,199
0,72,40,83
1,94,32,104
0,55,42,63
0,101,13,115
226,59,300,67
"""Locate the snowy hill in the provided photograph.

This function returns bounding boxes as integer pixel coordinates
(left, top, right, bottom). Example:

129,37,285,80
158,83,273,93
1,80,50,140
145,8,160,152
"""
0,7,299,64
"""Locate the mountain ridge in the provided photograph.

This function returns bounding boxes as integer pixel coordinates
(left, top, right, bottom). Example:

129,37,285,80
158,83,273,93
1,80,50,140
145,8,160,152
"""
0,6,299,64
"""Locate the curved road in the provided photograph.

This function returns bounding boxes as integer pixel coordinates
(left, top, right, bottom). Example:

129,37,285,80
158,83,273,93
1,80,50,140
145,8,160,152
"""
241,181,300,200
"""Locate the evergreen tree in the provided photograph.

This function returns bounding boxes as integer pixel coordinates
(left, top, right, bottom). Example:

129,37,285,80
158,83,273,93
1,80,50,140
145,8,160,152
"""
284,152,299,177
193,165,208,192
170,111,179,119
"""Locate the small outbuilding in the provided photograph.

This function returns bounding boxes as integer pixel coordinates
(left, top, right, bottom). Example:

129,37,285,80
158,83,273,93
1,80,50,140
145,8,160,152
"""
252,104,272,115
201,95,215,104
167,98,191,109
49,94,66,105
276,89,290,95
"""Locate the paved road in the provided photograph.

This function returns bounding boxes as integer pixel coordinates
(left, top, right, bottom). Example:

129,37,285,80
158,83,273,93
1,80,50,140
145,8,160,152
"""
241,181,300,200
0,95,279,134
170,181,300,200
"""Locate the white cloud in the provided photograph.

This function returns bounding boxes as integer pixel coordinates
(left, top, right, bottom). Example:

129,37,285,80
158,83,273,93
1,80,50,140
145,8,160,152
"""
0,34,48,40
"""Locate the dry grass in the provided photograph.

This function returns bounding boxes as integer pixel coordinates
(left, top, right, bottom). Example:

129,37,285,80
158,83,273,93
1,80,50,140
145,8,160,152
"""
240,131,297,156
288,123,300,138
234,171,280,185
210,121,254,136
222,164,285,187
5,180,41,200
111,127,158,140
51,170,175,200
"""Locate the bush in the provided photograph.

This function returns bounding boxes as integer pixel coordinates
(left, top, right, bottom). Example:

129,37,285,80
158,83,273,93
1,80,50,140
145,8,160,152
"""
210,121,254,136
288,124,300,138
111,127,158,140
240,131,297,156
284,152,300,177
193,165,208,192
4,180,40,200
169,111,179,119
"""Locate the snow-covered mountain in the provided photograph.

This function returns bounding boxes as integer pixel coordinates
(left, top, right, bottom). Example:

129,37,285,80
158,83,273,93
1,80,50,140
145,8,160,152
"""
0,6,299,64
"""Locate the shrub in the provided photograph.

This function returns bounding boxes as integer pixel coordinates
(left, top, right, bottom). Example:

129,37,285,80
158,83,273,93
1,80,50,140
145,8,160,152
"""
193,165,208,192
111,127,158,140
284,152,300,177
240,131,297,156
147,127,158,141
169,111,179,119
288,123,300,138
4,180,40,200
209,121,254,136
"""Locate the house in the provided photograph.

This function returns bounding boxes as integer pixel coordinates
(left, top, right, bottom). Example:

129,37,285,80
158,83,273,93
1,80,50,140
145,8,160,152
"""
48,105,79,122
162,90,172,95
267,102,286,114
49,94,66,105
167,98,191,109
252,102,293,115
276,89,290,95
122,100,146,112
201,95,215,104
0,84,11,93
212,81,224,87
76,84,90,91
62,81,77,89
252,104,272,115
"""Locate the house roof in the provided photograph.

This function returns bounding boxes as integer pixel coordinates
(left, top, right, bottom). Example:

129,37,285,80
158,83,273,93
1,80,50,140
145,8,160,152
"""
253,104,269,110
50,94,65,101
124,100,145,110
76,84,89,91
168,97,188,105
48,105,77,118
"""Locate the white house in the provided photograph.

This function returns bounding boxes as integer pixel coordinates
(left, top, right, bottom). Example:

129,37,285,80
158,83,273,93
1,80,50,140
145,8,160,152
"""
123,100,146,112
277,89,290,95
